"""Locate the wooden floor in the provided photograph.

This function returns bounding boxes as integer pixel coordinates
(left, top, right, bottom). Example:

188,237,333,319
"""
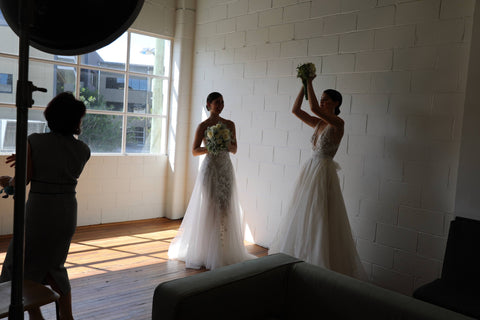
0,218,268,320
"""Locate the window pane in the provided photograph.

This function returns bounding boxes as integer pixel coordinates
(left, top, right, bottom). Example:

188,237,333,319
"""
0,109,47,153
127,77,168,116
56,65,77,93
0,57,17,105
30,48,77,64
0,13,19,56
80,114,122,153
126,116,164,154
29,62,76,106
0,73,13,93
80,69,124,112
29,109,47,126
129,33,170,76
81,33,127,71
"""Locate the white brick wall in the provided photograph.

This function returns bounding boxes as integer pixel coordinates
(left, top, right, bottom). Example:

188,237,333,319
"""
131,0,176,37
295,18,324,39
236,13,259,31
323,13,357,34
280,40,308,58
340,30,374,53
259,8,283,27
355,50,393,72
269,24,294,43
311,0,341,18
309,36,339,56
357,6,395,30
0,155,168,234
374,25,415,49
188,0,476,295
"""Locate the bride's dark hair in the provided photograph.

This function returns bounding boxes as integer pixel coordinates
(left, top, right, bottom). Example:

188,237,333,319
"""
323,89,342,115
206,92,222,111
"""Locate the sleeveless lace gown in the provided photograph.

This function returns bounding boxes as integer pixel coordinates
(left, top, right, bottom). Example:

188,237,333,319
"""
269,124,367,280
168,151,255,270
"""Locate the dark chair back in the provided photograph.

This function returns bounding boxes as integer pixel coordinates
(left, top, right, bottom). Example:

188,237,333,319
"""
441,216,480,292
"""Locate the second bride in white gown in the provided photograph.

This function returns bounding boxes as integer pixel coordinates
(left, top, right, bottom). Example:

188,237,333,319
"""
269,78,367,280
168,92,255,270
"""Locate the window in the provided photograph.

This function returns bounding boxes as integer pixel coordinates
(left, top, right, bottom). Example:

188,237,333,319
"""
0,73,12,93
0,12,171,155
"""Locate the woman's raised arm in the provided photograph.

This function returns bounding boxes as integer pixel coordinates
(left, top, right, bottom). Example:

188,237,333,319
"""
291,87,320,128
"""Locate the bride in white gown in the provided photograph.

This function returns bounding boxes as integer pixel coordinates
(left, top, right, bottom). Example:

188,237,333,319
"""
168,92,255,270
269,78,367,280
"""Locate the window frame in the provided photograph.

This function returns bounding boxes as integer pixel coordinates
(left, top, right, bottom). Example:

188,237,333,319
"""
0,29,173,156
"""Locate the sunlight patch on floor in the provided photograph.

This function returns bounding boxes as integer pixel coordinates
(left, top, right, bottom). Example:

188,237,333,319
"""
0,223,257,281
66,228,177,280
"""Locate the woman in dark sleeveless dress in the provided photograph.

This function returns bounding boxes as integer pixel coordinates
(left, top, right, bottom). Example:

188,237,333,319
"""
0,92,90,320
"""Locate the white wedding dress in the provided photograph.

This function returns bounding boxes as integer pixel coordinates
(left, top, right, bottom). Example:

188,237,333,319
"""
168,151,255,270
269,124,367,280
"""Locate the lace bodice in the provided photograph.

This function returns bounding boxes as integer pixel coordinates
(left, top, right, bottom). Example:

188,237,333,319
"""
311,125,340,158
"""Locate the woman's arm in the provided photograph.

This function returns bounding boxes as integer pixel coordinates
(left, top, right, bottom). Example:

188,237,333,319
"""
0,142,33,187
227,121,237,154
291,87,321,128
192,123,208,156
306,79,344,130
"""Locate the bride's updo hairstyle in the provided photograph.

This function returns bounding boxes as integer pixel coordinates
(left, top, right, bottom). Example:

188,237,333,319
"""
206,92,222,111
323,89,342,115
44,92,87,135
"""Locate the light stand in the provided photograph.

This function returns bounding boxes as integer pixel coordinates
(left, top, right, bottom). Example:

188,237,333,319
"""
9,0,47,318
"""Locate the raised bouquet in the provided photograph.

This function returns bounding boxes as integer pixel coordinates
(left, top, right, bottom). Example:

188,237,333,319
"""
296,63,316,100
205,122,232,155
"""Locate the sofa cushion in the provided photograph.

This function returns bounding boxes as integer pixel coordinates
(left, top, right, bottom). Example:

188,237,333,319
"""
286,262,474,320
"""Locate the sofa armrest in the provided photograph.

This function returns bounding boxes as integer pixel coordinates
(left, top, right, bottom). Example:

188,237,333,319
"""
152,253,300,320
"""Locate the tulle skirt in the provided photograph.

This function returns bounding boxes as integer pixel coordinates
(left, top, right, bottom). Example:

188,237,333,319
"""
269,153,367,280
168,152,255,270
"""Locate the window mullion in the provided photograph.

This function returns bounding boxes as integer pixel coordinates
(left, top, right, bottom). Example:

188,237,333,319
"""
122,32,132,154
75,54,81,99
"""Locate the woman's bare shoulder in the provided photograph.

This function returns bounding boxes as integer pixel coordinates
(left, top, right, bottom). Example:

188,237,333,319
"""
221,118,235,128
197,120,210,130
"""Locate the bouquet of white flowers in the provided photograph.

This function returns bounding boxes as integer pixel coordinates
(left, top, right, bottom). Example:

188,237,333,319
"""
205,122,232,155
296,63,316,100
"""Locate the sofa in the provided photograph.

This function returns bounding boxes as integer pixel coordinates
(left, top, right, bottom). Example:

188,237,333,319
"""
152,253,475,320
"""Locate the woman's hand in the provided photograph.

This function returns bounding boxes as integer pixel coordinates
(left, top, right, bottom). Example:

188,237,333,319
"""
0,176,13,188
227,139,237,154
6,154,16,167
193,146,208,156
